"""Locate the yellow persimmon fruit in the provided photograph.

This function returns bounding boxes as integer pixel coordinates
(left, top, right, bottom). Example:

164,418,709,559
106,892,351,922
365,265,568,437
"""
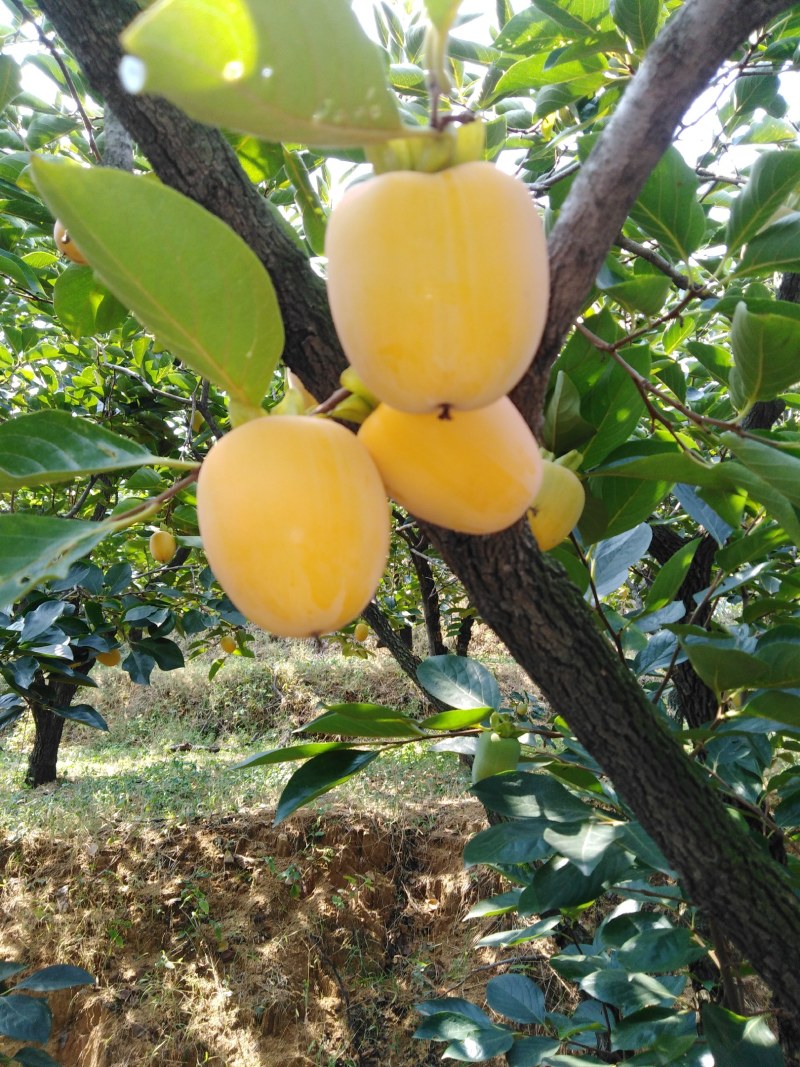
191,410,204,433
220,634,237,654
353,622,369,643
197,416,390,639
150,529,177,564
527,462,586,550
358,397,543,535
96,648,121,667
325,161,549,414
53,219,88,265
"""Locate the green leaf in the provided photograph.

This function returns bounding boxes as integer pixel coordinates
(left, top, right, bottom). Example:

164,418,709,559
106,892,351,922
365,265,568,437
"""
611,1007,697,1058
0,411,161,491
581,346,650,468
11,1049,62,1067
610,0,660,50
543,820,625,876
701,1005,784,1067
419,707,492,730
0,54,22,112
507,1036,562,1067
442,1028,515,1062
12,965,94,992
417,655,501,710
520,848,633,913
53,264,128,339
52,704,108,731
0,995,52,1044
464,819,554,867
728,299,800,410
735,213,800,278
486,974,545,1025
721,435,800,508
580,970,683,1013
120,0,406,149
744,689,800,727
680,635,767,694
543,371,595,455
0,515,112,610
31,156,284,409
532,0,605,35
493,51,607,100
718,461,800,549
472,771,593,823
0,247,45,297
644,538,700,613
233,742,353,769
726,150,800,255
628,147,706,263
298,702,425,739
273,748,380,824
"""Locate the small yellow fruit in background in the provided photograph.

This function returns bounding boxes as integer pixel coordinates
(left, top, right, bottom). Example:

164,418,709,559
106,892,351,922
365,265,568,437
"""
527,462,586,550
220,634,237,654
326,161,549,414
191,410,204,433
197,415,390,638
97,648,121,667
353,622,369,643
53,218,88,265
358,397,543,535
150,529,177,564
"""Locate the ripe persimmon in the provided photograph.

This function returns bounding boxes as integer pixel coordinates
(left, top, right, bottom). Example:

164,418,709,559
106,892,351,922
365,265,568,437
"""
197,416,390,638
527,462,586,550
53,219,88,265
326,161,549,414
358,397,543,535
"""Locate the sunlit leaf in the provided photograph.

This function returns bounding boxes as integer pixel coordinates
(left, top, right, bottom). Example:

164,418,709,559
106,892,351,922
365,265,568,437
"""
726,150,800,255
273,748,380,824
32,156,284,408
121,0,407,148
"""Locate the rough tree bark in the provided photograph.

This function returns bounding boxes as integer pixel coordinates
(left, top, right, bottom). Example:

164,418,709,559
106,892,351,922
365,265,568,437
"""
34,0,800,1029
24,674,85,786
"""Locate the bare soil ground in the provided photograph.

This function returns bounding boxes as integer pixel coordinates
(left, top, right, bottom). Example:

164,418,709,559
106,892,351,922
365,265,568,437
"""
0,801,537,1066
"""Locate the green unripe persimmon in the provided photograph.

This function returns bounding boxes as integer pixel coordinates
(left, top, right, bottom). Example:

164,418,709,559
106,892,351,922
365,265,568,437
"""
527,462,586,551
471,731,521,784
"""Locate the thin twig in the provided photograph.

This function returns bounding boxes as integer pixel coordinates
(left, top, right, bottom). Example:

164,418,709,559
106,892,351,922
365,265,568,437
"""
615,234,715,299
569,534,627,666
8,0,101,162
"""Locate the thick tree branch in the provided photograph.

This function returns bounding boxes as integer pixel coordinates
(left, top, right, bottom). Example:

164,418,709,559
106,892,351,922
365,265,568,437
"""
511,0,795,428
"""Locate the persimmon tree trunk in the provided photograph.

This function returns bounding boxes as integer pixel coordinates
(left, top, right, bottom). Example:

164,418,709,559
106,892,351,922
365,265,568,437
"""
36,0,800,1028
24,676,79,786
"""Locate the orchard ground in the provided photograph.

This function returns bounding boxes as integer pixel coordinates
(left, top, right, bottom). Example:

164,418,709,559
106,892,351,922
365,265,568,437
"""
0,629,557,1067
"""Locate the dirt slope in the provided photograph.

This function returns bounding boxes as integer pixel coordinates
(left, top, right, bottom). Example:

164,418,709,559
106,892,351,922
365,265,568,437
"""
0,802,520,1067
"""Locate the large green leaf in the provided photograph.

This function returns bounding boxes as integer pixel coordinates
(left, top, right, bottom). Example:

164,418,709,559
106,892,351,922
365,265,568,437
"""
0,996,52,1044
273,748,380,824
0,55,22,113
486,974,545,1025
233,742,353,769
721,435,800,508
298,702,425,739
628,147,706,263
644,538,700,613
0,411,164,492
53,264,128,339
726,150,800,255
473,771,592,822
464,819,554,867
0,247,45,297
492,51,607,100
734,213,800,278
12,966,94,992
701,1005,784,1067
610,0,660,50
424,0,464,33
417,655,501,710
31,156,284,409
680,635,767,694
120,0,406,149
728,299,800,410
0,515,111,609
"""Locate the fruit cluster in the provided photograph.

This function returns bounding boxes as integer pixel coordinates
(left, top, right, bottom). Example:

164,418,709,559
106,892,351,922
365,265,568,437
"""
193,158,582,638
